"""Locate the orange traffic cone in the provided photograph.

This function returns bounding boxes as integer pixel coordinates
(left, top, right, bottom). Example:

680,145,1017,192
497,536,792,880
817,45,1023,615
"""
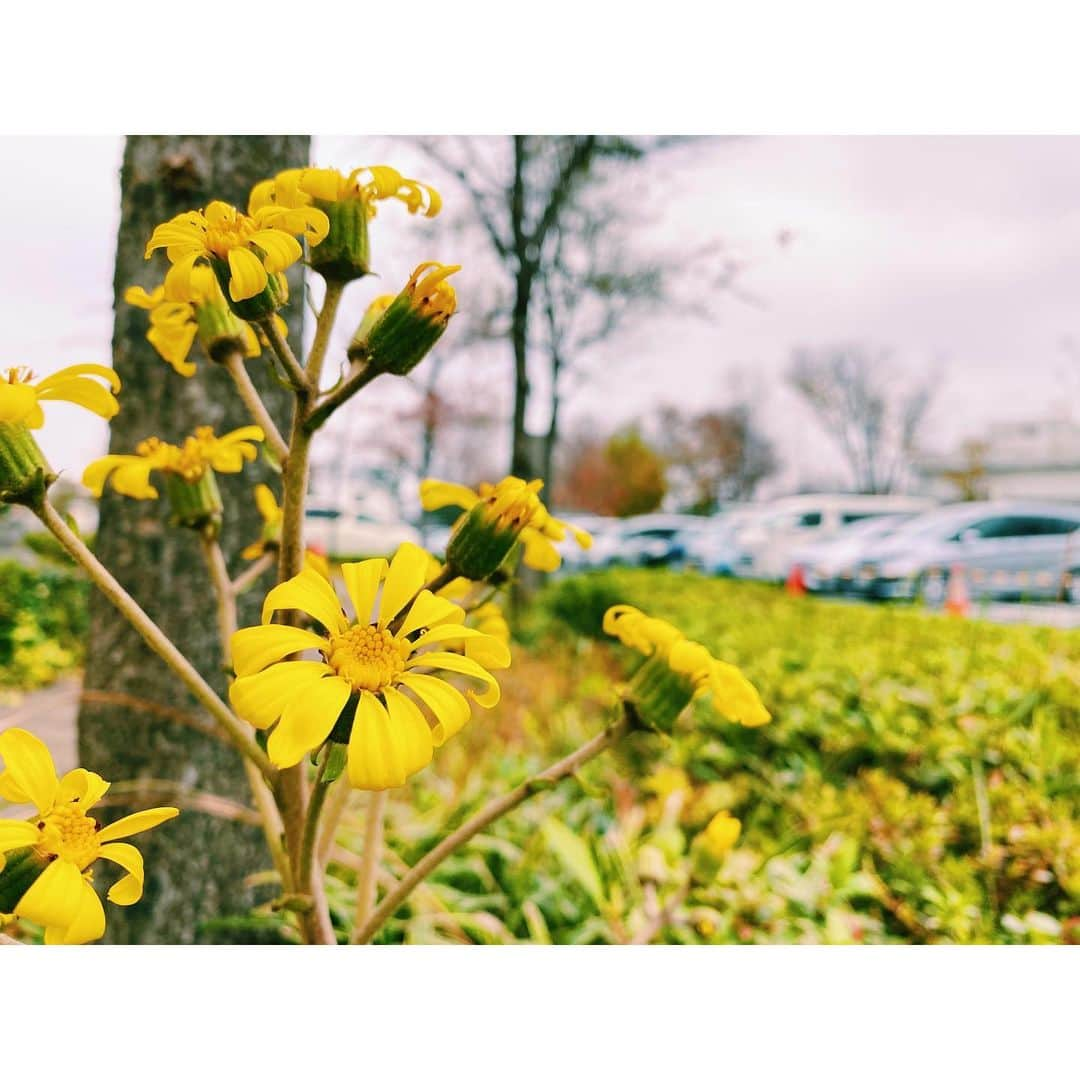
785,563,807,597
944,564,971,617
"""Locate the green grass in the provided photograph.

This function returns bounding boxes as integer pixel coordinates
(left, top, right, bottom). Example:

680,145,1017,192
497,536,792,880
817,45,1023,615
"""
326,570,1079,944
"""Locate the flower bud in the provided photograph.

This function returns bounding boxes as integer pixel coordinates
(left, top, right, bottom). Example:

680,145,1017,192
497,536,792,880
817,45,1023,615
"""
163,468,223,532
691,811,741,880
0,846,50,914
348,263,459,376
0,422,56,506
309,199,371,283
445,476,544,580
625,653,696,734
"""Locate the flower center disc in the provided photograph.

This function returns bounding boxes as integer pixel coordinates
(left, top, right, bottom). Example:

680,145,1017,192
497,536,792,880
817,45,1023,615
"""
41,804,100,866
328,623,405,692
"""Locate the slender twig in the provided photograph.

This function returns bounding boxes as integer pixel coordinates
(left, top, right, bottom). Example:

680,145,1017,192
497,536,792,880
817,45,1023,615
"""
354,707,633,944
221,351,289,464
200,533,293,893
351,790,387,943
230,551,276,596
35,500,275,782
316,776,353,867
259,316,310,393
297,749,335,934
305,281,344,391
304,364,382,434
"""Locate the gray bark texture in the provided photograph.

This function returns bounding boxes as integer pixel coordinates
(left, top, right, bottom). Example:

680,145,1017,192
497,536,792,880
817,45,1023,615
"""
78,135,309,943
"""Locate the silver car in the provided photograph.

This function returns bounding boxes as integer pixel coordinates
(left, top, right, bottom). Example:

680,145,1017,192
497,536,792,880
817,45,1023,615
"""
850,501,1080,602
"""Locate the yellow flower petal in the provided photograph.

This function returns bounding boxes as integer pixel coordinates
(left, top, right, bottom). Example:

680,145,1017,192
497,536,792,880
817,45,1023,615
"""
54,768,110,810
399,673,471,747
0,819,40,853
520,528,561,572
0,728,58,815
96,806,179,845
229,660,334,730
0,383,42,426
97,842,145,906
377,543,429,628
227,246,268,302
15,858,83,931
254,483,279,523
266,676,351,768
249,229,302,274
346,689,433,791
261,567,347,634
396,590,465,638
82,455,159,500
340,558,387,623
231,624,329,678
404,651,501,708
419,479,480,513
54,878,106,945
409,625,511,669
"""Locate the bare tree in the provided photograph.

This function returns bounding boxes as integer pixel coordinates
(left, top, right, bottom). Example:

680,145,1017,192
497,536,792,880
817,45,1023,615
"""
658,404,777,511
413,136,727,486
787,344,933,494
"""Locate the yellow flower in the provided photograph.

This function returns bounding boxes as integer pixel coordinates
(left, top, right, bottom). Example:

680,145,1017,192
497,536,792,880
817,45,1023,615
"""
124,267,273,376
250,167,440,282
241,483,284,560
603,604,770,731
250,165,441,220
0,729,178,944
83,425,264,501
228,543,510,790
145,200,328,316
0,364,120,429
421,475,592,576
692,810,741,881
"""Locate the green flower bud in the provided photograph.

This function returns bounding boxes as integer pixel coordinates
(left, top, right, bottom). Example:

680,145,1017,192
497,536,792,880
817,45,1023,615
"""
309,199,371,283
348,262,459,376
0,422,56,506
445,476,544,581
164,468,223,532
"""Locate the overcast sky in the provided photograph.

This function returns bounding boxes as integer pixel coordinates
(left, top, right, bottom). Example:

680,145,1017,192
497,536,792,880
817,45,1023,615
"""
4,135,1079,492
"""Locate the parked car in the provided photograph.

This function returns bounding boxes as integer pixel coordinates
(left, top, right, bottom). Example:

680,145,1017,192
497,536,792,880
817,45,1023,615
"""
583,514,708,569
731,494,936,581
849,500,1080,602
682,509,763,576
304,504,421,559
787,514,919,592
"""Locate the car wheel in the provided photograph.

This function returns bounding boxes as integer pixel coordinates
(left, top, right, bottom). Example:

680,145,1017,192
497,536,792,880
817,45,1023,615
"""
1065,571,1080,604
916,569,947,607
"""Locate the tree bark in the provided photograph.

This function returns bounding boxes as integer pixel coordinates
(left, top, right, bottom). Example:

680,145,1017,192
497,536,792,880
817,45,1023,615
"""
78,136,309,943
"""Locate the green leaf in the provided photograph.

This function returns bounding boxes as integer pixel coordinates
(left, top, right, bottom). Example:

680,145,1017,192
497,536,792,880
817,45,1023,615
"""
542,819,605,910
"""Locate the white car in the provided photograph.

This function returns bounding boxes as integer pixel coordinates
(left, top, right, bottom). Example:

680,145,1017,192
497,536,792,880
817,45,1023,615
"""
303,506,420,559
732,494,936,581
787,514,918,592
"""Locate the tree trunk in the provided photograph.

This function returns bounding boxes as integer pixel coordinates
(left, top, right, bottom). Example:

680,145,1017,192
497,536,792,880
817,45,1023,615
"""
78,136,309,943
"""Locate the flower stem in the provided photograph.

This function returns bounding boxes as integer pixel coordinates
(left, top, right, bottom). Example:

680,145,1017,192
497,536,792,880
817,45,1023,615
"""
230,551,276,596
221,351,290,464
260,317,310,393
297,747,336,939
199,532,293,893
351,789,387,943
353,706,633,944
35,499,276,782
304,364,382,434
305,281,344,391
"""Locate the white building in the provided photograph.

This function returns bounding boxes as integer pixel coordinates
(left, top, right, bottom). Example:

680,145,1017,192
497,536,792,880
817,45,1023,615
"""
914,419,1080,503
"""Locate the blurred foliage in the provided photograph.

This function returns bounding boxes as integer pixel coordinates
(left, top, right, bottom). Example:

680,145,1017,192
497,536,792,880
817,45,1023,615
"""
327,570,1080,944
556,426,667,517
0,559,87,692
